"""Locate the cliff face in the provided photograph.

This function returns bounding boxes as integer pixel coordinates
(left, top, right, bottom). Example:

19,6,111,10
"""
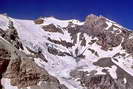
0,14,133,89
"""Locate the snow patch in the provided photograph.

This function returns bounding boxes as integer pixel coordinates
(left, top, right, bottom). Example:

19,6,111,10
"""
42,17,84,27
106,65,117,79
123,78,127,84
1,78,18,89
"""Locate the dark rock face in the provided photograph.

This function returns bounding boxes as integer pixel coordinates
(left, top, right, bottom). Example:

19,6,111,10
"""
0,21,24,50
34,18,44,24
105,33,122,47
0,58,10,73
47,44,68,57
93,57,114,67
47,46,59,55
0,28,6,38
121,38,133,53
83,14,108,36
0,58,10,89
86,75,131,89
70,69,120,89
0,48,11,88
81,75,118,89
48,37,73,48
70,69,131,89
96,31,122,50
42,24,64,34
5,58,49,88
67,24,81,44
7,22,23,50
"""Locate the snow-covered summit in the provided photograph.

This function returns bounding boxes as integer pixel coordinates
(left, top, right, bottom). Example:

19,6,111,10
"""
42,16,84,27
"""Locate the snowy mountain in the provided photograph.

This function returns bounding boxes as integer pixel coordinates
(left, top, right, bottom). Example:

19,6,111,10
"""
0,14,133,89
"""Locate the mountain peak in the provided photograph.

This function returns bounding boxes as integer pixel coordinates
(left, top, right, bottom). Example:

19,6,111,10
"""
0,14,133,89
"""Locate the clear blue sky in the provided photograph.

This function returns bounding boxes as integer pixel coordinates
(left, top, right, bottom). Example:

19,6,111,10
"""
0,0,133,29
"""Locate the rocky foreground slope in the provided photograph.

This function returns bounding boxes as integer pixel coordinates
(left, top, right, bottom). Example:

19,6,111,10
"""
0,14,133,89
